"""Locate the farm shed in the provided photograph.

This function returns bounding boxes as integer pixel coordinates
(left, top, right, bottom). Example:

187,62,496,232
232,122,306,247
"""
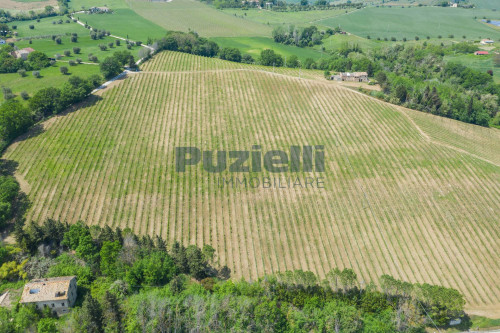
474,51,489,56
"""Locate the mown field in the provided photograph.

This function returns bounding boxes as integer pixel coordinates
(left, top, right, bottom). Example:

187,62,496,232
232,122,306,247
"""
127,0,272,37
3,51,500,314
317,6,500,40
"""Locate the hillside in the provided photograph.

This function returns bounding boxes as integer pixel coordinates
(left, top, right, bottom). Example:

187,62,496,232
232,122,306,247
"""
3,51,500,315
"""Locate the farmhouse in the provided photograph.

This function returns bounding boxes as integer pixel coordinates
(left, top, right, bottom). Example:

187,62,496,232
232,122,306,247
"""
10,47,35,60
89,6,111,13
474,51,489,56
480,39,494,45
20,276,77,316
331,72,369,82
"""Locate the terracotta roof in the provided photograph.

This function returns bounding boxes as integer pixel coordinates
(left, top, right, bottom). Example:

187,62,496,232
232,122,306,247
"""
20,276,75,303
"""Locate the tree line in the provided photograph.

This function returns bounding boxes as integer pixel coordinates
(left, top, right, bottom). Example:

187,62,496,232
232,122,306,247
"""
0,217,470,332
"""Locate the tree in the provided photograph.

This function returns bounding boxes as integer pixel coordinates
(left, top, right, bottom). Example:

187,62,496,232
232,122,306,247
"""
102,291,122,332
100,56,122,79
287,55,299,68
259,49,283,67
254,300,288,332
100,240,121,278
186,245,208,280
0,100,33,141
60,66,68,75
79,294,104,333
38,318,58,333
395,84,408,103
0,24,10,37
219,47,242,62
29,87,62,118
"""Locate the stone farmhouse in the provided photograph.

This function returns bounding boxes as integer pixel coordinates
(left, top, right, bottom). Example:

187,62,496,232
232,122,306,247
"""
10,47,35,60
20,276,77,316
331,72,369,82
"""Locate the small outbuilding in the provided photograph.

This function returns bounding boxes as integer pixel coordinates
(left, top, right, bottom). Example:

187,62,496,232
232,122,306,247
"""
480,39,494,45
20,276,77,316
474,51,489,55
0,39,6,45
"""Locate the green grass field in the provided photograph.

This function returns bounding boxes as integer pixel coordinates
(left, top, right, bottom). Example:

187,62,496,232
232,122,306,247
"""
211,37,326,61
0,62,100,102
13,35,143,62
317,7,500,40
76,9,167,41
128,0,272,37
470,0,500,10
444,53,500,83
11,16,88,38
3,51,499,314
221,7,355,27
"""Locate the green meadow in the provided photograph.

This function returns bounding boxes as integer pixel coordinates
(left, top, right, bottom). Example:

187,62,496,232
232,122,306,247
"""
221,7,355,26
211,36,326,61
11,16,88,38
317,6,500,40
128,0,272,37
0,63,100,102
445,53,500,83
13,35,143,62
76,9,167,41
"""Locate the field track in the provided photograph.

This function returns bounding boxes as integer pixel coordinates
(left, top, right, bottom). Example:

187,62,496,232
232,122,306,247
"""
3,51,500,314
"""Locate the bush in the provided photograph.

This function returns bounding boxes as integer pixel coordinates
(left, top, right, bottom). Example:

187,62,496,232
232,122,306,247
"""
60,66,68,75
68,60,76,66
90,55,98,63
136,41,142,46
71,35,77,43
20,91,29,100
49,60,56,66
55,37,62,44
32,71,40,78
126,44,131,50
2,87,14,101
115,40,120,46
11,25,17,29
17,69,26,77
73,47,80,54
99,44,107,51
64,50,71,57
108,42,114,48
55,54,62,60
76,58,82,64
29,25,34,30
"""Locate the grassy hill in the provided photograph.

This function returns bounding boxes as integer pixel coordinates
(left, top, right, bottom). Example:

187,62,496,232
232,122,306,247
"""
3,51,500,315
317,6,500,40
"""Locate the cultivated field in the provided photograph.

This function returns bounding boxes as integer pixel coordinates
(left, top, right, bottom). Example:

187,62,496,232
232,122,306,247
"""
318,6,500,40
3,51,500,314
127,0,272,37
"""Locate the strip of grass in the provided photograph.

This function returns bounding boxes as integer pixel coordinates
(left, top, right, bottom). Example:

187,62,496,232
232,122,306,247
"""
221,8,355,27
211,36,326,61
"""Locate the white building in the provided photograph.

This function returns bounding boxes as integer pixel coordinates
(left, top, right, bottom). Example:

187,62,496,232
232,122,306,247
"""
0,39,6,45
20,276,77,316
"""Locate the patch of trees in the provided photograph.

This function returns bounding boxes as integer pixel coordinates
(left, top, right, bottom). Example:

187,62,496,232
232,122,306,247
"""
0,217,469,332
272,25,322,47
0,75,102,151
156,31,254,63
